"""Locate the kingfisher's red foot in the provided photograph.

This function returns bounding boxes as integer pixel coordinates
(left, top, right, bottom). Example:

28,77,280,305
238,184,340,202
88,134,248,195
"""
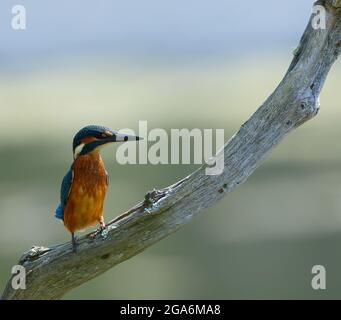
99,221,108,238
100,220,106,231
89,221,108,239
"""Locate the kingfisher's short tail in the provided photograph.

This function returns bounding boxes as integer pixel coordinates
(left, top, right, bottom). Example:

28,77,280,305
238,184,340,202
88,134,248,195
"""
55,204,64,221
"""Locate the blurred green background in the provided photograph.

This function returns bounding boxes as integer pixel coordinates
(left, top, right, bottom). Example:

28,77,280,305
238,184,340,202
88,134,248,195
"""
1,0,341,299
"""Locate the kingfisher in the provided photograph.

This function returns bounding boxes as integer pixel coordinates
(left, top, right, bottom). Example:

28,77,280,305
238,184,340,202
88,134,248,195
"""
55,125,141,252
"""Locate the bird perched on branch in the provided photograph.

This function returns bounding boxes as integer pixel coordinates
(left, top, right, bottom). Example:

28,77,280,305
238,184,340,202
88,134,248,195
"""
55,125,141,252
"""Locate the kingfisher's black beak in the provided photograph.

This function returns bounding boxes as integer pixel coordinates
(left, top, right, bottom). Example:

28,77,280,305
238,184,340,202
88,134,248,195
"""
105,131,143,143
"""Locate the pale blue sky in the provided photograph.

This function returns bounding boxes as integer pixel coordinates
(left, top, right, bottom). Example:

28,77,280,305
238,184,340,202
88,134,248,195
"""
0,0,313,65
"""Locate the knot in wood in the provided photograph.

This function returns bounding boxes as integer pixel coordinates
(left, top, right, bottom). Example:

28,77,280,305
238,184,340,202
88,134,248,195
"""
297,98,319,118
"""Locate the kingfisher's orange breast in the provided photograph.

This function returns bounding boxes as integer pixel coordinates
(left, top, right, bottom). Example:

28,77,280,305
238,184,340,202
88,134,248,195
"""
64,151,108,233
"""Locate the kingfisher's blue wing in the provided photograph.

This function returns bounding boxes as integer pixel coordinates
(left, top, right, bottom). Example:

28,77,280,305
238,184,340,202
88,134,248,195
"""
55,168,73,221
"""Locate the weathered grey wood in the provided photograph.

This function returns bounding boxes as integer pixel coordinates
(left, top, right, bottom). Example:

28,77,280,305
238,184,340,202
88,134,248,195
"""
2,0,341,300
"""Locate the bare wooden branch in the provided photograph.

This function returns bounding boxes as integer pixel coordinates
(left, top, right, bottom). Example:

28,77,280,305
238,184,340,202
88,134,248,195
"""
2,0,341,300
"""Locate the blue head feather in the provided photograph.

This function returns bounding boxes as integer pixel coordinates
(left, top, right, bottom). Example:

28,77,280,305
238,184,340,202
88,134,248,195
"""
73,125,112,153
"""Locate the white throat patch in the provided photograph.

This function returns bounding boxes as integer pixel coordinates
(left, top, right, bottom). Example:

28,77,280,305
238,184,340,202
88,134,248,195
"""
74,143,85,159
